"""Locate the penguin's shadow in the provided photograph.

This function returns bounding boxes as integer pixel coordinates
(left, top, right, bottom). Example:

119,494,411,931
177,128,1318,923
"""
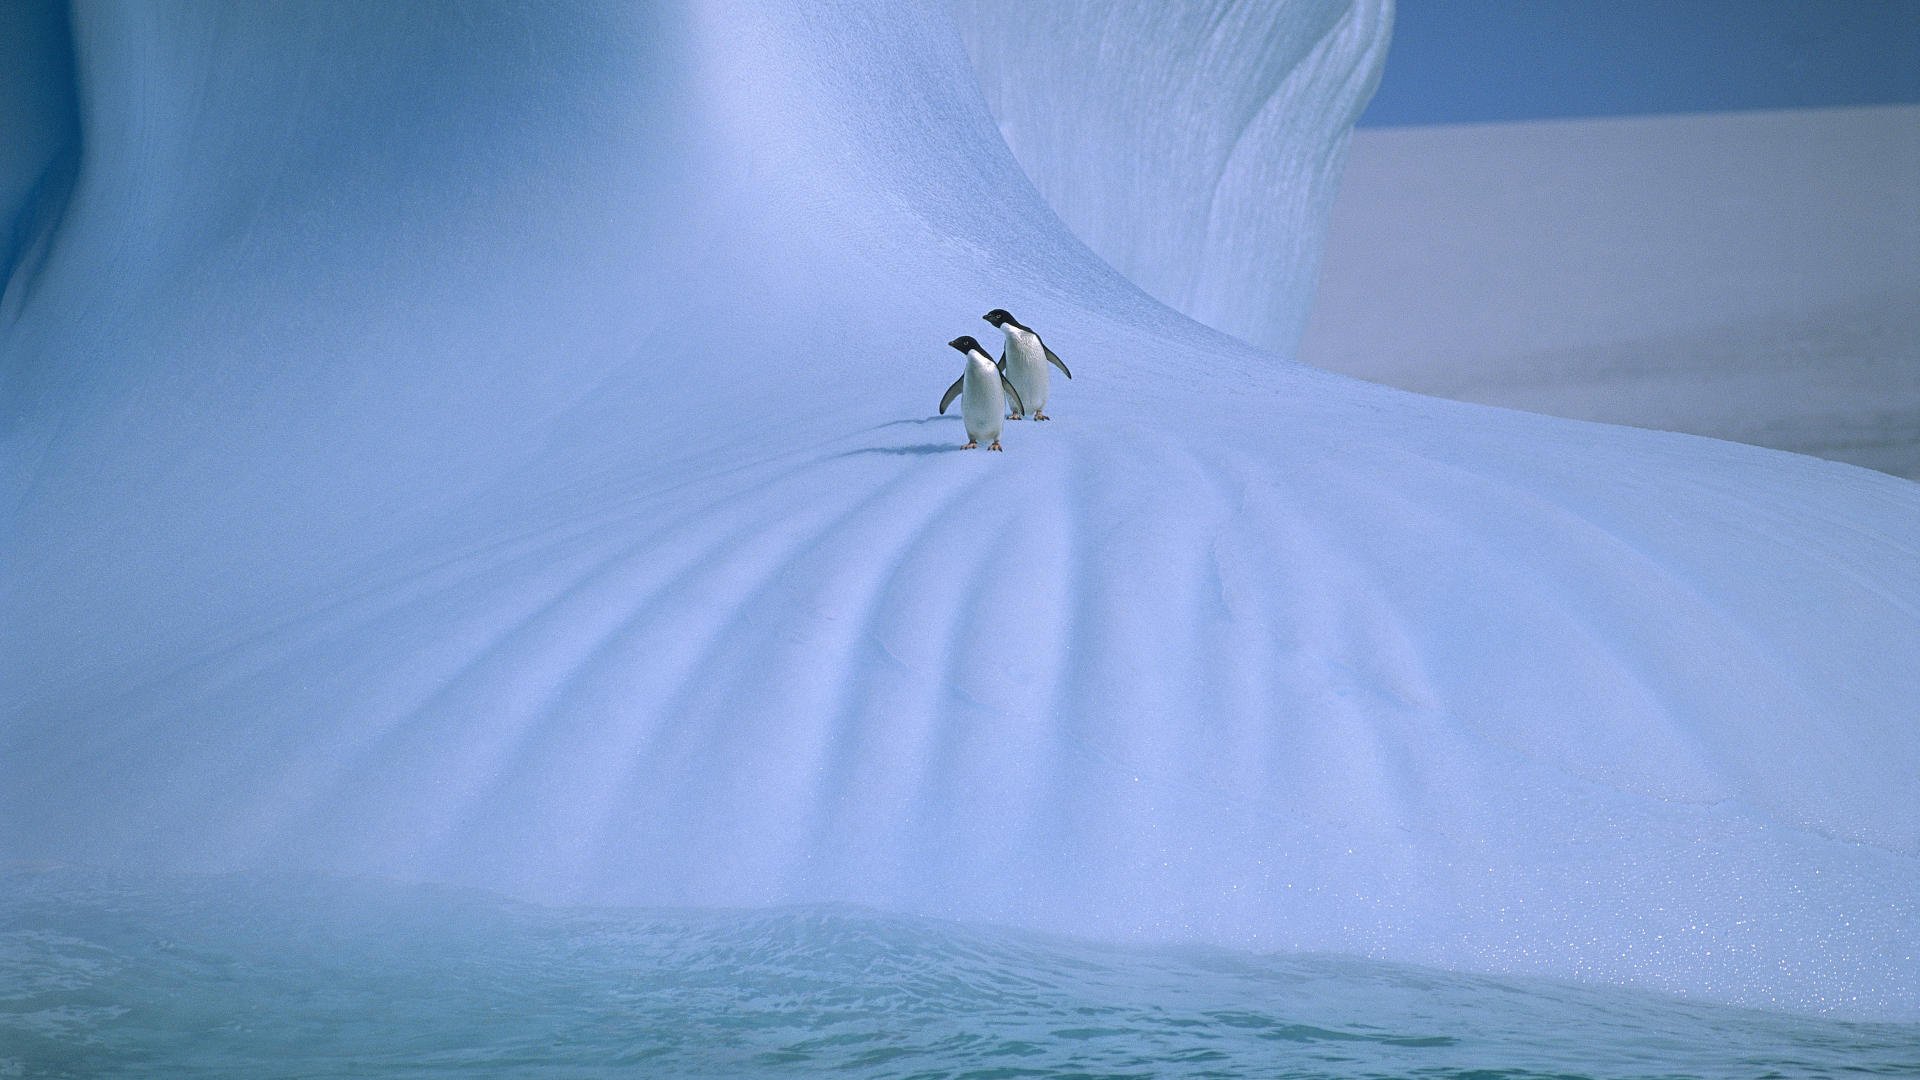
834,415,965,457
869,416,949,431
834,441,962,458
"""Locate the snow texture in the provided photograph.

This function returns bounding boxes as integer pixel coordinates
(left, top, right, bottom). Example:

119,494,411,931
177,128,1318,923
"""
3,1,1918,1019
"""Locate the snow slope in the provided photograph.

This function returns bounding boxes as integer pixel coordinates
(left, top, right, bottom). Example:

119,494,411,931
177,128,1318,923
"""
952,0,1390,354
1302,106,1920,478
4,2,1918,1018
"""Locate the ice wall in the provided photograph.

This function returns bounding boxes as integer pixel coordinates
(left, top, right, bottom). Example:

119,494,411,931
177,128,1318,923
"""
4,0,1918,1018
0,0,80,320
950,0,1391,354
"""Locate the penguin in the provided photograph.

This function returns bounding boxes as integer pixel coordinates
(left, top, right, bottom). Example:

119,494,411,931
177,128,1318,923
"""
983,308,1071,421
940,336,1024,450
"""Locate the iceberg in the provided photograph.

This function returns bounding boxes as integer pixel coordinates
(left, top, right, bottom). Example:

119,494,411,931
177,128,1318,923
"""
3,0,1916,1019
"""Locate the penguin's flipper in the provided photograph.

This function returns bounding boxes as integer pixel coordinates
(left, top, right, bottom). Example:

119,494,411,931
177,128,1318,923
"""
1000,375,1024,417
997,348,1007,374
938,376,964,415
1044,343,1072,379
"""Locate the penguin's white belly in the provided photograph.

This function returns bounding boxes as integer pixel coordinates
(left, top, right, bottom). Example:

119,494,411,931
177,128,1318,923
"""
961,358,1004,443
1002,331,1048,413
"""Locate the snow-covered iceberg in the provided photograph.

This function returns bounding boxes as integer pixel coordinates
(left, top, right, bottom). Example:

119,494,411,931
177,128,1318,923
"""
4,0,1917,1019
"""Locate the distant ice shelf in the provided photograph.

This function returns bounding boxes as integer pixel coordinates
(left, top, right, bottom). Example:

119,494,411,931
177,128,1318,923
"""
1302,106,1920,480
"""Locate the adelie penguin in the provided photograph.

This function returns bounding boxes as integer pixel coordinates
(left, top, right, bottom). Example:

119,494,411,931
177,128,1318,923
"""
983,308,1071,421
941,336,1023,450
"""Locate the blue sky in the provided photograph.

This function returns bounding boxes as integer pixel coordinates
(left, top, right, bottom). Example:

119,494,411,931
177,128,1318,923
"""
1360,0,1920,127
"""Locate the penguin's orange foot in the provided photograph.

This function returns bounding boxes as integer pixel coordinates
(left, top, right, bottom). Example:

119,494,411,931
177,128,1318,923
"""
1034,412,1050,421
989,441,1003,451
962,441,978,449
1008,413,1023,420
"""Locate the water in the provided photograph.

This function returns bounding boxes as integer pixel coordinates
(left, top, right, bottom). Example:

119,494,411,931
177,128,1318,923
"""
2,867,1913,1078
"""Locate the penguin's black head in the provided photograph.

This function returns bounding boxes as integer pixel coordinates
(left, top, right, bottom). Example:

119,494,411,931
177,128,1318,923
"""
983,308,1014,328
948,335,983,353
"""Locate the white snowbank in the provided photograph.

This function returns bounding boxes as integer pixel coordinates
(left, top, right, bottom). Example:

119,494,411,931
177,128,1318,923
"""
3,1,1917,1018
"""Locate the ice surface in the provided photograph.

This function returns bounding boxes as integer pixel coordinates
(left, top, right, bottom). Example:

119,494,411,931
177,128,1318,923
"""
0,0,79,320
1303,106,1920,478
3,1,1918,1019
952,0,1390,354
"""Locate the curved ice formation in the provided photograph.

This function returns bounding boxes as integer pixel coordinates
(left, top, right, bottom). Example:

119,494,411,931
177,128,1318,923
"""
951,0,1392,353
0,0,79,318
3,2,1917,1018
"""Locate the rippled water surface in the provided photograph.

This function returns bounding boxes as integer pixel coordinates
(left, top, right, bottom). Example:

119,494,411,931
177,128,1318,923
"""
2,868,1914,1078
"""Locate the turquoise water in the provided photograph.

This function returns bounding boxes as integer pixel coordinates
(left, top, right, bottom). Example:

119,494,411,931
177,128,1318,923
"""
2,868,1914,1078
